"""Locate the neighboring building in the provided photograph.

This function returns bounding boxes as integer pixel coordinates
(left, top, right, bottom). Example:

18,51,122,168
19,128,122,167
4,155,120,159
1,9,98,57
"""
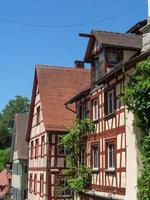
10,114,29,200
26,64,90,200
66,23,150,200
0,168,11,200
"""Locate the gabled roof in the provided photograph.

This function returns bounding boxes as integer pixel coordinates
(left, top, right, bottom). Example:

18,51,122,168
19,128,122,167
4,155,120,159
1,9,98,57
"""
126,19,147,34
80,30,142,62
11,114,29,160
27,66,90,141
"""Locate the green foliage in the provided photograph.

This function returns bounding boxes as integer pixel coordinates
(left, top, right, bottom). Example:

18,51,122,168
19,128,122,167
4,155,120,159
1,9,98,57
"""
0,95,30,171
0,123,11,149
61,119,95,193
124,57,150,132
0,148,10,172
1,95,30,131
67,165,91,192
125,57,150,199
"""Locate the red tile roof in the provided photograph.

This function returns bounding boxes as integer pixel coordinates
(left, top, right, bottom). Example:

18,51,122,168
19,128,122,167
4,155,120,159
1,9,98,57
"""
0,170,9,186
27,66,90,140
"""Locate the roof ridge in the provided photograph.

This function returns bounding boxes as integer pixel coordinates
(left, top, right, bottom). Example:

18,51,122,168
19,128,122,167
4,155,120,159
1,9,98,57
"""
92,29,141,37
35,65,90,71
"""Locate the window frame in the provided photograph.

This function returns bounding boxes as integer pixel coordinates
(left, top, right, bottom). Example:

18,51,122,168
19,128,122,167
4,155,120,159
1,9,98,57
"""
40,174,44,196
107,49,123,66
35,139,39,158
56,176,73,197
80,145,86,165
92,98,99,121
29,173,32,192
105,88,115,116
91,143,99,170
41,135,45,157
36,106,40,124
105,140,116,172
30,141,34,159
34,174,37,194
57,135,67,156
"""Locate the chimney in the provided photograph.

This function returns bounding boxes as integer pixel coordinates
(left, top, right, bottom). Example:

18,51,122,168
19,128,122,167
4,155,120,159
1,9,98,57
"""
74,60,84,69
141,0,150,52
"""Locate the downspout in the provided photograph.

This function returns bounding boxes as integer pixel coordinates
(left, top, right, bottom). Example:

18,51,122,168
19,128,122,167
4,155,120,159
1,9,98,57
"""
65,102,76,113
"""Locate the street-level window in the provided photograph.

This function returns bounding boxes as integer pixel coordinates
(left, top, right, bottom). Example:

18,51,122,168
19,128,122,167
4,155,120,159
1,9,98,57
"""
34,174,37,194
57,176,72,197
40,174,44,195
29,174,32,192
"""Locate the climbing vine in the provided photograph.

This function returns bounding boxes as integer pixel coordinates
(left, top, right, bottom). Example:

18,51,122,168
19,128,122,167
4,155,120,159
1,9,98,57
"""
124,57,150,199
60,119,95,194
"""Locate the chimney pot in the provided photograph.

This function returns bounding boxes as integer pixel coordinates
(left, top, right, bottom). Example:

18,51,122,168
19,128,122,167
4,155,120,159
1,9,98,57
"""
74,60,84,69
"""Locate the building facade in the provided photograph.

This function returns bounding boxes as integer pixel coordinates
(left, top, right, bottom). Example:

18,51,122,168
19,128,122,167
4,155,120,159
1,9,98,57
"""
67,24,150,200
11,114,29,200
26,65,90,200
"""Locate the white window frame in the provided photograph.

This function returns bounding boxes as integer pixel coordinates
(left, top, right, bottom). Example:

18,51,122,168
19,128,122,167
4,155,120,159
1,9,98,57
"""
92,99,98,121
107,143,115,170
92,144,99,170
107,90,114,115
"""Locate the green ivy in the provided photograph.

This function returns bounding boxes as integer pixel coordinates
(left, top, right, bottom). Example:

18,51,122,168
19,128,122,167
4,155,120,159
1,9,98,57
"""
61,119,95,193
125,57,150,199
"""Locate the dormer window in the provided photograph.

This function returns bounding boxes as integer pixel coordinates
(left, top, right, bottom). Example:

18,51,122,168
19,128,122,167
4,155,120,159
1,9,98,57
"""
107,49,122,66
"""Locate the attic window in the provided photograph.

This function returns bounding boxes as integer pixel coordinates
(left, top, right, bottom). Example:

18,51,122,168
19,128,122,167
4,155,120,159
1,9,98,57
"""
107,50,122,65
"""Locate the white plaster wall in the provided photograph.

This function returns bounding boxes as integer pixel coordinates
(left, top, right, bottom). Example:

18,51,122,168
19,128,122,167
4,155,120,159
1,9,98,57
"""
123,50,137,63
125,110,138,200
12,151,21,189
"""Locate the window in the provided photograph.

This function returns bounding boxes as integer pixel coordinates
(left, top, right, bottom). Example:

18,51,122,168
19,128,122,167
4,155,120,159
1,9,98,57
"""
92,99,98,121
92,144,99,170
36,106,40,124
34,174,37,194
80,146,86,165
30,141,34,159
40,174,44,195
107,50,122,65
77,103,86,119
94,52,104,81
105,90,115,115
57,136,67,155
57,176,72,197
106,142,115,170
41,135,45,157
35,139,39,158
29,174,32,192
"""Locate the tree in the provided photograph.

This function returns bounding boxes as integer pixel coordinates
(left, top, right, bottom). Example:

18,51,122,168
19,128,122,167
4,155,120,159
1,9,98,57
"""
124,57,150,199
0,123,11,149
59,119,95,195
0,148,10,172
1,95,30,132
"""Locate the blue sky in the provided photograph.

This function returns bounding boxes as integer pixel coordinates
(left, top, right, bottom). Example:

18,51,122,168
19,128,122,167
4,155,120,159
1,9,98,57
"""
0,0,147,111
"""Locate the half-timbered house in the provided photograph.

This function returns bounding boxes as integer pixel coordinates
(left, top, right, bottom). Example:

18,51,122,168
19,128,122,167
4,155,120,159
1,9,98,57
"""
66,22,150,200
26,64,90,200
